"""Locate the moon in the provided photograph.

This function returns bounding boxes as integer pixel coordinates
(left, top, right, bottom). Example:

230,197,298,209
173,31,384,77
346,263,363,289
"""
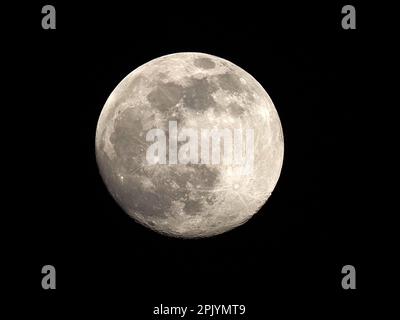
95,52,284,238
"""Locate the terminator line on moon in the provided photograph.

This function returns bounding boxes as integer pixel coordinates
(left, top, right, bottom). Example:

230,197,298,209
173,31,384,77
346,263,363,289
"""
95,52,284,238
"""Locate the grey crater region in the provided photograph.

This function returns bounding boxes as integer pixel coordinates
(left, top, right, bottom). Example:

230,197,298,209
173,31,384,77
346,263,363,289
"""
95,52,284,238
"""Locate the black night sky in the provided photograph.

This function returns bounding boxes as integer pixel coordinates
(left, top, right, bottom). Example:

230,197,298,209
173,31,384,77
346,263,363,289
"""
6,1,389,318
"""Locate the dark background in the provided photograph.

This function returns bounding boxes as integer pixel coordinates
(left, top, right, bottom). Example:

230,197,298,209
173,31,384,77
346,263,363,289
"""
6,1,386,318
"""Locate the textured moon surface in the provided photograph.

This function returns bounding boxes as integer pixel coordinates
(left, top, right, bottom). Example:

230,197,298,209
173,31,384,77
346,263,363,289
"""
95,52,284,238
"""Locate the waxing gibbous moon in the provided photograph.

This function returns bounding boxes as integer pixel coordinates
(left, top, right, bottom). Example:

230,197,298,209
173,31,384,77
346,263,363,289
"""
95,52,284,238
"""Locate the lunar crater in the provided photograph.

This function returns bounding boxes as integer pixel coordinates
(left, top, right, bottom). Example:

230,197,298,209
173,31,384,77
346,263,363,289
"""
194,57,216,69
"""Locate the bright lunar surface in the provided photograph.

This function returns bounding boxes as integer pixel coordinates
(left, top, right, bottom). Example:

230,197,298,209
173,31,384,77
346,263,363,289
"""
95,52,284,238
